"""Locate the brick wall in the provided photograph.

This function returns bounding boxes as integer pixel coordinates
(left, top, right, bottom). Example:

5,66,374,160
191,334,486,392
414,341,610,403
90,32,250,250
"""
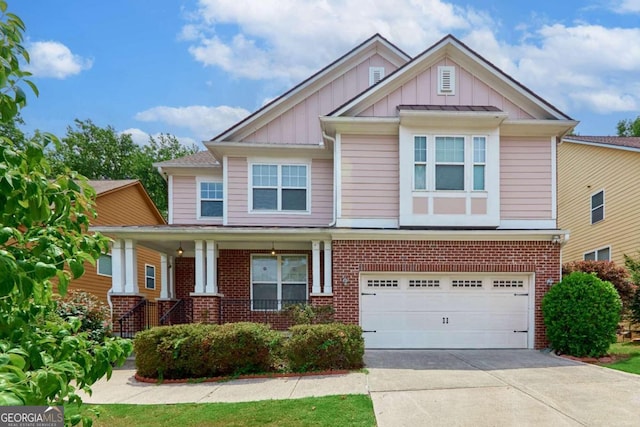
111,295,144,335
331,240,561,349
174,257,195,299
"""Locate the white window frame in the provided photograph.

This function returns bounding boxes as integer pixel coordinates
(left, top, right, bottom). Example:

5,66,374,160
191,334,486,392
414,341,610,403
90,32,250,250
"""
369,66,385,86
250,254,308,311
145,264,156,290
197,179,224,219
248,161,311,214
413,135,428,190
590,189,605,224
584,246,611,261
97,254,112,277
438,66,456,95
412,134,488,192
473,136,486,191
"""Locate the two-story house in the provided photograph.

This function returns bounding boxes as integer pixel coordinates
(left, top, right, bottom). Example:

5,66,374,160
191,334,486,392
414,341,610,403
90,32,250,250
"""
95,34,577,349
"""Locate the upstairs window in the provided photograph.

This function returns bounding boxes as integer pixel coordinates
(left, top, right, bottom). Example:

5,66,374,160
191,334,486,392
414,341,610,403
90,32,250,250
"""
435,136,464,190
414,136,427,190
584,247,610,261
473,137,486,191
591,190,604,224
199,181,223,217
252,164,308,212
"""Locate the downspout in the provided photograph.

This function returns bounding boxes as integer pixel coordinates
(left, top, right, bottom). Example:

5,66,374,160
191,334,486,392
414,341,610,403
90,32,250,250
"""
322,131,337,227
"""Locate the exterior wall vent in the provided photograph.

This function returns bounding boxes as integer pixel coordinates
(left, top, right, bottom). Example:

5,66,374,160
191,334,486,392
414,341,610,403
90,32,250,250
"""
369,66,385,86
438,66,456,95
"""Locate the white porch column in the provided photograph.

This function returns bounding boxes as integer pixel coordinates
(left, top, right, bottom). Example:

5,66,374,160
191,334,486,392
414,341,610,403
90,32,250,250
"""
312,240,321,294
323,240,332,294
168,255,175,299
111,239,125,293
123,239,138,294
194,240,205,294
160,253,169,299
206,240,217,294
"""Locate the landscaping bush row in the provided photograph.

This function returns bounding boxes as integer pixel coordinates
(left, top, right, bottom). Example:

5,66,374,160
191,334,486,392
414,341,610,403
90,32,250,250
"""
134,322,364,380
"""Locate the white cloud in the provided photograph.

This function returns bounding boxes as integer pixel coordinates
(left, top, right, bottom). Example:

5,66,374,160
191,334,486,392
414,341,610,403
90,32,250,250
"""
612,0,640,13
134,105,250,140
120,127,200,148
26,41,93,79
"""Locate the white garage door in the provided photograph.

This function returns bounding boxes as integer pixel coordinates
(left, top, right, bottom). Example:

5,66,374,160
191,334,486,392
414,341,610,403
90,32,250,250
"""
360,274,531,349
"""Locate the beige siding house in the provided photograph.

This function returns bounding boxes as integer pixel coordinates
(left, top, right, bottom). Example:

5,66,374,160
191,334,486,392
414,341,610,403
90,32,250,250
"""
558,136,640,265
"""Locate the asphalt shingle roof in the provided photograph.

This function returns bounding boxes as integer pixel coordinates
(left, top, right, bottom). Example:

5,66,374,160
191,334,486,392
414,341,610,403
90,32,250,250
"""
564,136,640,150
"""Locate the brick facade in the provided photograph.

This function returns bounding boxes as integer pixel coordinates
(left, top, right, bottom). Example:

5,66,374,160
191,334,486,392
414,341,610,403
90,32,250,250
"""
111,294,144,335
331,239,561,349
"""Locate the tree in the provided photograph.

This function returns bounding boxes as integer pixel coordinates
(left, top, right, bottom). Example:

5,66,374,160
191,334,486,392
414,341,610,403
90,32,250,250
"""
0,2,131,424
562,260,635,311
47,121,198,216
616,116,640,137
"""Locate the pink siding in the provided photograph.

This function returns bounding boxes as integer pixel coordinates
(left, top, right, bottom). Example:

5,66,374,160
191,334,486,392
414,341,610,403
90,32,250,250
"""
226,157,333,226
433,197,466,214
365,58,533,119
500,137,553,219
243,54,399,144
172,175,224,225
471,198,487,215
341,135,398,218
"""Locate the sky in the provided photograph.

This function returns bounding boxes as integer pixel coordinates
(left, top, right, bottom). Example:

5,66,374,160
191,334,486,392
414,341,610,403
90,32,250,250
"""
11,0,640,147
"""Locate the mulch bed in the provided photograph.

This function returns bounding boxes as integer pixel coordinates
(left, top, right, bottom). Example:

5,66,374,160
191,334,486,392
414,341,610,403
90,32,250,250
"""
134,369,350,384
558,354,627,364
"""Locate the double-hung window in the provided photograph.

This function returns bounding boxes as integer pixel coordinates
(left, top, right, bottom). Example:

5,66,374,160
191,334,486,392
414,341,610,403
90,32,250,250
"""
435,136,465,190
584,247,610,261
591,190,604,224
251,255,308,310
252,164,308,212
199,181,223,217
414,136,427,190
145,265,156,289
473,137,486,191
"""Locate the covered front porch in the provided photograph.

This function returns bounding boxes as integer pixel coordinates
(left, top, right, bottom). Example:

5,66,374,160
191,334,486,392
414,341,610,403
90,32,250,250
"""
93,226,335,336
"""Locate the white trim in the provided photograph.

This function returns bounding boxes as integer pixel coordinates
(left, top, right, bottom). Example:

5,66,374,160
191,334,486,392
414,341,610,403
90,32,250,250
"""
312,241,321,294
335,134,342,220
167,175,174,224
590,188,605,224
223,156,229,226
583,245,611,261
527,273,535,349
550,136,557,221
97,253,112,277
194,240,205,294
206,240,217,294
196,177,224,220
111,240,125,293
144,263,156,290
335,218,399,228
248,160,311,214
499,219,557,229
124,239,138,294
323,240,332,294
160,254,169,299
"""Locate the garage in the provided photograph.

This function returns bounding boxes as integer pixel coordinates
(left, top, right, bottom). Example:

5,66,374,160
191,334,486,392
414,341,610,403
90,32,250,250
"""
360,273,532,349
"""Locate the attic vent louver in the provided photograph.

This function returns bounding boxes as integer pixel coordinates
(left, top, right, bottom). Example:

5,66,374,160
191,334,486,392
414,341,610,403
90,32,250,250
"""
369,66,385,86
438,66,456,95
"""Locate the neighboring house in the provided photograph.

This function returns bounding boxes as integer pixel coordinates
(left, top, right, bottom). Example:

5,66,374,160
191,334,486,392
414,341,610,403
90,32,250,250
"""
70,180,166,306
558,136,640,266
94,34,577,349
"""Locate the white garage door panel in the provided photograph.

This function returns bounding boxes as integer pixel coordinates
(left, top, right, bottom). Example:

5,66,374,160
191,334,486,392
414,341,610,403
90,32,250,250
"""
360,274,531,349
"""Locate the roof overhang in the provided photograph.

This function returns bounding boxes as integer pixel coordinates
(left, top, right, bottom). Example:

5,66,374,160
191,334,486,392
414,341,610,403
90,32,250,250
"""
500,120,579,137
399,109,509,129
561,137,640,153
205,141,334,160
320,116,400,135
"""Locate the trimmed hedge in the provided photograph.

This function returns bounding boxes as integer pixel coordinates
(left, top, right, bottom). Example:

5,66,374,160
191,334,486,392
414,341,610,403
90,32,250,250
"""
542,271,621,357
284,324,364,372
134,322,281,379
134,322,364,379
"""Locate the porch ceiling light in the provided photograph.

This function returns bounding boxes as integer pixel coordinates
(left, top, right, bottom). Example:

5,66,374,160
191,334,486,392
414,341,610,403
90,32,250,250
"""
271,242,276,256
177,242,184,257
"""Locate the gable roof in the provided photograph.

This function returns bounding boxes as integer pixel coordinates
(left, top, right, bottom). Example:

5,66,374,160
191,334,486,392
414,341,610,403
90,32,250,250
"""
562,135,640,152
330,34,573,122
210,33,411,143
153,151,218,168
88,179,166,224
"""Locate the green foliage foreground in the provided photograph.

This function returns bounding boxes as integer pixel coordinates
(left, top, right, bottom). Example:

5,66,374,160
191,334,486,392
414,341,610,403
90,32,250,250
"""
0,2,132,424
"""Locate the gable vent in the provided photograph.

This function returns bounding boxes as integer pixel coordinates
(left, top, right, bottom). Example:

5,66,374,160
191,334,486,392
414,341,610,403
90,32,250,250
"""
369,66,385,86
438,66,456,95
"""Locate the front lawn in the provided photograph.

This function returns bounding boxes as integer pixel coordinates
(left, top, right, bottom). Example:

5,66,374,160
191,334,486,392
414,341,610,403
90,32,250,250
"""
67,395,376,427
600,342,640,375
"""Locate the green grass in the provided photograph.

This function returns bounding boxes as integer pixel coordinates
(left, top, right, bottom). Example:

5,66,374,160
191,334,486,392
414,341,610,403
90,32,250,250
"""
601,342,640,374
67,395,376,427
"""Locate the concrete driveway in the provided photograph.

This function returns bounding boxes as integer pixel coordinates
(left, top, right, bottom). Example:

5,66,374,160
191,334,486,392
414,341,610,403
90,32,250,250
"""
365,350,640,427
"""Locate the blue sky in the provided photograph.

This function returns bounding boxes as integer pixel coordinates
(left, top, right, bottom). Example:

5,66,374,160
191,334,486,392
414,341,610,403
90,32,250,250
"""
12,0,640,147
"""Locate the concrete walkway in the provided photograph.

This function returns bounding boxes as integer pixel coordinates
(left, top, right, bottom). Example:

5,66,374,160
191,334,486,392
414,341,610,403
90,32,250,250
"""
365,350,640,427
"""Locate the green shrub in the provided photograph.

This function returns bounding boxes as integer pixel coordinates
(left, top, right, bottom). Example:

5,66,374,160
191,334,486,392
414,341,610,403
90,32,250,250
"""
285,303,335,325
134,322,281,379
284,324,364,372
54,289,112,342
542,271,622,357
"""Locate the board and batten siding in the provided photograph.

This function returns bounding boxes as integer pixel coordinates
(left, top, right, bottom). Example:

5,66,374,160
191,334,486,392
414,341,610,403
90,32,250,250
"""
500,137,553,220
341,134,399,219
226,156,333,226
558,143,640,265
359,58,533,119
242,54,398,145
